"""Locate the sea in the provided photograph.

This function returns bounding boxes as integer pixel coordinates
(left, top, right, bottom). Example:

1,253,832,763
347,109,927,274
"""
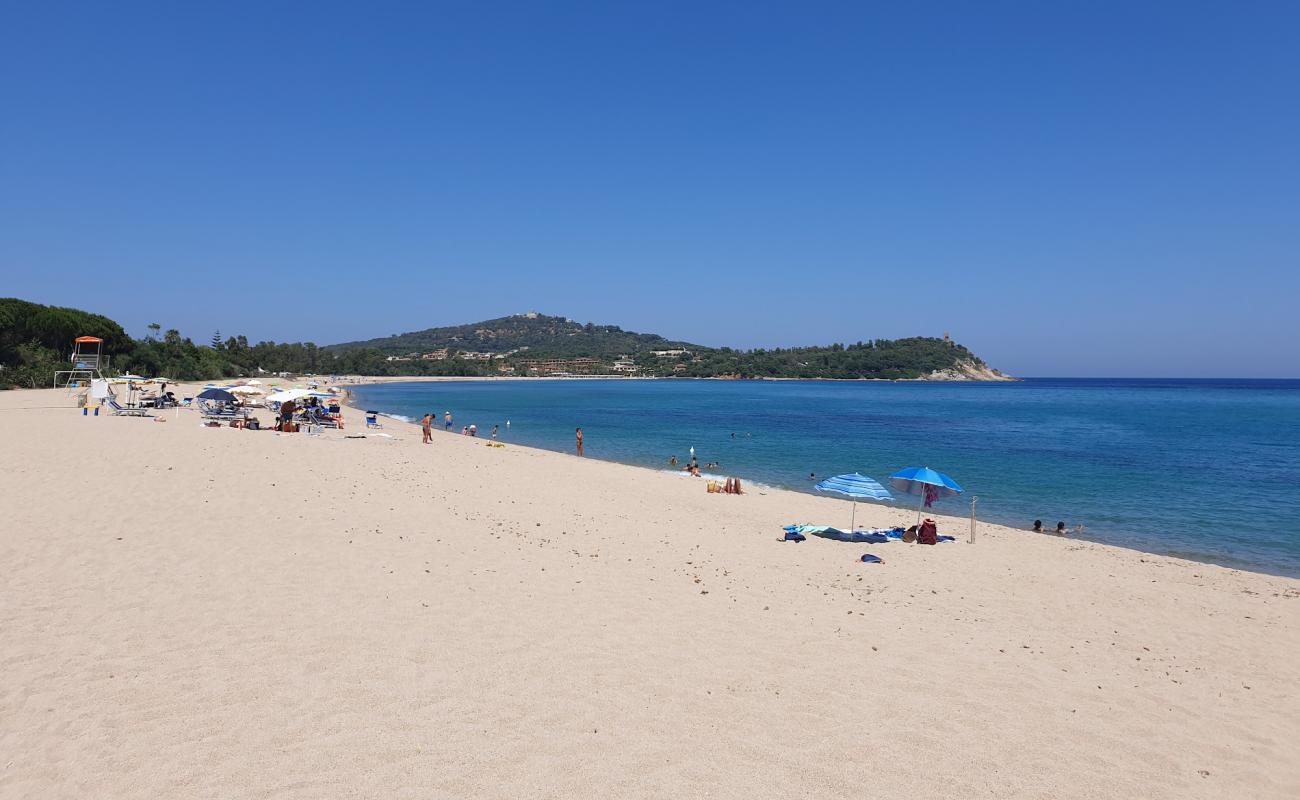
348,378,1300,577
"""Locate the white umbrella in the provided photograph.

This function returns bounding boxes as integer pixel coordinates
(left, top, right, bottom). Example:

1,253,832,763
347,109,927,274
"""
228,384,267,395
267,388,312,404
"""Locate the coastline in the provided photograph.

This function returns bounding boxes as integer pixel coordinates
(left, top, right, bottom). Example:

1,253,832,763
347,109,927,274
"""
3,384,1298,798
343,377,1293,578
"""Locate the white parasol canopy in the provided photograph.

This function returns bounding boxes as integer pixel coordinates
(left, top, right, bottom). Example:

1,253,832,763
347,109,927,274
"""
266,388,313,404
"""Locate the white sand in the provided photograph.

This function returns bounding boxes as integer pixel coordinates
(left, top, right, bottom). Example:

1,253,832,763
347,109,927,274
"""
2,385,1298,799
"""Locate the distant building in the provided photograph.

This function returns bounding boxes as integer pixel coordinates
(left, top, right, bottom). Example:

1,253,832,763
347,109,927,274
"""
421,349,449,361
457,351,496,361
652,348,690,358
517,357,603,376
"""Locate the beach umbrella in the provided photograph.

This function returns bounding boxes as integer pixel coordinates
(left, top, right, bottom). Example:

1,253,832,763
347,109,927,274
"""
196,388,236,404
815,473,893,533
266,389,312,404
228,384,267,395
889,467,963,526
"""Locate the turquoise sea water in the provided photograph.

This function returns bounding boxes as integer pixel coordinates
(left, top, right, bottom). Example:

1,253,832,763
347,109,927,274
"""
349,378,1300,576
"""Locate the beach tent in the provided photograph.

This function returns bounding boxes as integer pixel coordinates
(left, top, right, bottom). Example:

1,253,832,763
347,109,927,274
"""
889,467,963,526
815,473,893,533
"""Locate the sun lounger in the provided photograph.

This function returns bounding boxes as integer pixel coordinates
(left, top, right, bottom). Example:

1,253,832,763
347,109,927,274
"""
107,398,152,417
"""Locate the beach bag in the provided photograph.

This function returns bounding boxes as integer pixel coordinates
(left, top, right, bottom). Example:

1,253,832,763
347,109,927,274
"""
918,519,938,545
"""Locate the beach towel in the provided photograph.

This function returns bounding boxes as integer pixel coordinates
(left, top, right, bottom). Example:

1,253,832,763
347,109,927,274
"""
781,528,806,542
784,524,895,543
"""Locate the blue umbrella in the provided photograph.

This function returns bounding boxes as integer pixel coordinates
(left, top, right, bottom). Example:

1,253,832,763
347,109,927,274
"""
815,473,893,533
196,388,236,403
890,467,963,526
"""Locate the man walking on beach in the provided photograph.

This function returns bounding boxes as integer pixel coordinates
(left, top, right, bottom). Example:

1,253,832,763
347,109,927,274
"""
575,427,584,457
420,413,433,444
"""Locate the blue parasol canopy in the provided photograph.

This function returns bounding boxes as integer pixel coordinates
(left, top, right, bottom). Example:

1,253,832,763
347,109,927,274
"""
816,473,894,501
890,467,963,525
196,388,236,403
815,473,892,532
889,466,963,498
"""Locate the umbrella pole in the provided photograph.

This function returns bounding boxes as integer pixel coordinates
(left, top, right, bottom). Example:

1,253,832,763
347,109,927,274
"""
850,500,857,533
916,492,924,528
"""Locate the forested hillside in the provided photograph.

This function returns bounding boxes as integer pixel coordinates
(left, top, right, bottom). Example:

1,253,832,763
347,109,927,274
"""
1,301,1007,386
325,314,697,359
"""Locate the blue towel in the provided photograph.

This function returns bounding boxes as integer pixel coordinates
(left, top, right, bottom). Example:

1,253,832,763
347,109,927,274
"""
784,524,896,543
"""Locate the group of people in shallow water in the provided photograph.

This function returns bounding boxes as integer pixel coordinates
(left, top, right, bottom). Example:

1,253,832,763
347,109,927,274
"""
418,410,501,445
667,453,739,492
1033,519,1083,535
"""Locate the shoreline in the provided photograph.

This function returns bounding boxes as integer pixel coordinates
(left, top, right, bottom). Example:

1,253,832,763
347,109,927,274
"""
342,378,1297,580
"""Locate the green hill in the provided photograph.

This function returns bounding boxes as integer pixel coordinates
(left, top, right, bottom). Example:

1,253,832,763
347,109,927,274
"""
326,312,1009,380
324,313,698,359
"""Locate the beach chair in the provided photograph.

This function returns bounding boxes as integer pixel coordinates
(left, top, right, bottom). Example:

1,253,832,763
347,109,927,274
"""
366,411,382,429
108,397,152,417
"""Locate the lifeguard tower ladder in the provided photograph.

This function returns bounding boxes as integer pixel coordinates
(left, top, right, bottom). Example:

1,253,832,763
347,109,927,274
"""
54,336,108,391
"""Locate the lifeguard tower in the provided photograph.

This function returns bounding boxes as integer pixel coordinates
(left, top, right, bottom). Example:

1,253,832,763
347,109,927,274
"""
54,336,108,390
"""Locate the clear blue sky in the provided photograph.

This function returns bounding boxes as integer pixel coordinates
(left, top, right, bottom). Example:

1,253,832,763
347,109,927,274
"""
2,2,1297,377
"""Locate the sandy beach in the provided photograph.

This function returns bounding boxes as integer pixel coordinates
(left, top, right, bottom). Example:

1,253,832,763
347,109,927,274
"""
2,384,1298,799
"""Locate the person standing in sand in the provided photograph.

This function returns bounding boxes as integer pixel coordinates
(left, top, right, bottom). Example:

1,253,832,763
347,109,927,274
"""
444,411,452,431
575,427,584,457
420,413,433,444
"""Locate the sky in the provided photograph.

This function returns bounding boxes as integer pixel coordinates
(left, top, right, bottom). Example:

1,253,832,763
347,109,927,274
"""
1,2,1297,377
